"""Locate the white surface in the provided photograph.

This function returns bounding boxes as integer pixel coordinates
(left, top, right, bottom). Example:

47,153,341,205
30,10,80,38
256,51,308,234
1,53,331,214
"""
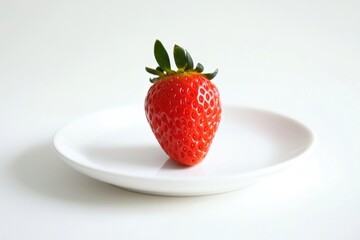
53,105,314,196
1,0,359,239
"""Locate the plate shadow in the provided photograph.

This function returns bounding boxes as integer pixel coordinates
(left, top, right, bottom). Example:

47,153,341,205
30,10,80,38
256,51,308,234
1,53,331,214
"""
8,142,207,208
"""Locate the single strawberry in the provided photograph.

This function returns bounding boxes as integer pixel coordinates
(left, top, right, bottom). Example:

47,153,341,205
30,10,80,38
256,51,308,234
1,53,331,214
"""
145,40,221,166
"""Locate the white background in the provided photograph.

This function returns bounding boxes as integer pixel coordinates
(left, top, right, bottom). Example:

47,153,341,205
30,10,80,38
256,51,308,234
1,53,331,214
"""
1,0,360,239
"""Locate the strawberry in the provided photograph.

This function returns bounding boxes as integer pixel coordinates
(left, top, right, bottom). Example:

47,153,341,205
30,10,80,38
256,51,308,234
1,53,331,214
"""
145,40,221,166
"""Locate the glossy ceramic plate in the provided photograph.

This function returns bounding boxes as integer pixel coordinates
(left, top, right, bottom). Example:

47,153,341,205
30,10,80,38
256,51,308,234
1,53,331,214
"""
53,105,315,196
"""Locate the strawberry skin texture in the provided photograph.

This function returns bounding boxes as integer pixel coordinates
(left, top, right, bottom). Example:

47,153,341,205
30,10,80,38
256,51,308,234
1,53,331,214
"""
145,73,221,166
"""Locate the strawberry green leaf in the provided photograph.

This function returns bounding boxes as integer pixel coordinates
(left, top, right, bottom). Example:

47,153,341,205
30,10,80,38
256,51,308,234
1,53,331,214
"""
154,40,171,72
156,66,164,72
195,63,204,72
147,40,218,83
185,51,194,70
145,67,165,76
203,69,218,80
174,45,187,70
149,77,158,83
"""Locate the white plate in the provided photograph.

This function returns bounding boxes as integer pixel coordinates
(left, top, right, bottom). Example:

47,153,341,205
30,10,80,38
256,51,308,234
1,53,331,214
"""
53,105,315,196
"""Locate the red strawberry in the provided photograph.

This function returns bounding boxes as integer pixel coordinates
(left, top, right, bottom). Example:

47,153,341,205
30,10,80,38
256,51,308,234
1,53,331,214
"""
145,40,221,166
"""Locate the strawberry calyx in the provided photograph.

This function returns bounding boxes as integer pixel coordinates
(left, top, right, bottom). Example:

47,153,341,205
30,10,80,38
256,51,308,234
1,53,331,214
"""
146,40,218,83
